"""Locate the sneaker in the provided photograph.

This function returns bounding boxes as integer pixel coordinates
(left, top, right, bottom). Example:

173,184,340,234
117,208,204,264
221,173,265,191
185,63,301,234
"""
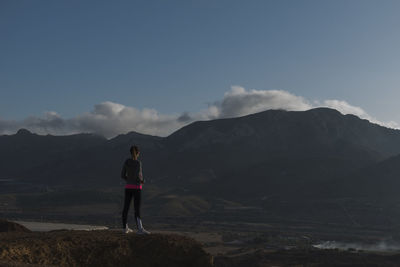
124,227,134,234
137,228,151,235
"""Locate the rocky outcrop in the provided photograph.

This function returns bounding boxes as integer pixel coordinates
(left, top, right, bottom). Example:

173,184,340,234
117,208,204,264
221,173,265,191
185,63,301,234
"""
0,221,212,267
0,219,30,233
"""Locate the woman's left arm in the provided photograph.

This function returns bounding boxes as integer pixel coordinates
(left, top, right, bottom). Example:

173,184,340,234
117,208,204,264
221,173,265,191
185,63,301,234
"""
121,161,127,180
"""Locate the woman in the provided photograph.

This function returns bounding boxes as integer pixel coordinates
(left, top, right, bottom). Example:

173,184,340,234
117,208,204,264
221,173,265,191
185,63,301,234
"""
121,145,150,234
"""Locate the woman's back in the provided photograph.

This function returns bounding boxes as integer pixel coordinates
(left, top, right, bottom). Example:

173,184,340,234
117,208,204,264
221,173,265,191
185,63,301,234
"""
121,158,142,185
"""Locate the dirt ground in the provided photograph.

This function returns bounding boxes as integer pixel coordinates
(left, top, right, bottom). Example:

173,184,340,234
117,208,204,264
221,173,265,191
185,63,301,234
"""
0,225,212,267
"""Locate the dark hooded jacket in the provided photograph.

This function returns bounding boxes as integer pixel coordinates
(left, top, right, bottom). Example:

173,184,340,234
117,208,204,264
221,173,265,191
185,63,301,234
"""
121,158,144,186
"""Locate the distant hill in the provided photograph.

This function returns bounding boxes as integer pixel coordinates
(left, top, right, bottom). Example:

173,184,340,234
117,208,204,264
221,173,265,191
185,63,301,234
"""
0,129,107,182
2,108,400,200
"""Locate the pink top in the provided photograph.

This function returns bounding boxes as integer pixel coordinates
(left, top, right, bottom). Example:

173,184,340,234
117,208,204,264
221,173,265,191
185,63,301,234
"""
125,184,142,190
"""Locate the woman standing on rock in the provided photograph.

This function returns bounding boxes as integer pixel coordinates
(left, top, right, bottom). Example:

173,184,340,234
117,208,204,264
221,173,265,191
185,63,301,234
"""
121,145,150,234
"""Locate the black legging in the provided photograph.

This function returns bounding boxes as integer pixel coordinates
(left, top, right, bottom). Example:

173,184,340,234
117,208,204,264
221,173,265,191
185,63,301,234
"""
122,188,141,228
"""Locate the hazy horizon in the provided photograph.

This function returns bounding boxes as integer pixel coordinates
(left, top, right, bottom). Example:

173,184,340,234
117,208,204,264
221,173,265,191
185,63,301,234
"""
2,104,398,139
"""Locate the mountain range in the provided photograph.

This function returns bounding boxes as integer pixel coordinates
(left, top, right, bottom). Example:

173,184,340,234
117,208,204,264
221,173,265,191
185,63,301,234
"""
2,107,400,201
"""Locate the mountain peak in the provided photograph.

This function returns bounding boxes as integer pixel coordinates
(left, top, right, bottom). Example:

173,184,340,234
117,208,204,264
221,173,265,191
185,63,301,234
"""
16,128,32,135
305,107,342,115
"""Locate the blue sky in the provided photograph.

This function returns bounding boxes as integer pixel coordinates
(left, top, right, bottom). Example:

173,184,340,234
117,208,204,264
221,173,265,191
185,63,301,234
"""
1,0,400,137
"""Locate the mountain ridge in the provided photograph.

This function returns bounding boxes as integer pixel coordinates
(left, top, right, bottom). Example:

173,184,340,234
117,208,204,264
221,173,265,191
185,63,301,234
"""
2,107,400,200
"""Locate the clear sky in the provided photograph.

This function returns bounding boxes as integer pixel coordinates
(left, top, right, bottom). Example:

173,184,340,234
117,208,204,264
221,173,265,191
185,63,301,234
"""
1,0,400,137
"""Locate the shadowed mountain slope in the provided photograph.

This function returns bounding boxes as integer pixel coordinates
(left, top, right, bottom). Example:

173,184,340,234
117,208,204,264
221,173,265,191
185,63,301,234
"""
333,153,400,199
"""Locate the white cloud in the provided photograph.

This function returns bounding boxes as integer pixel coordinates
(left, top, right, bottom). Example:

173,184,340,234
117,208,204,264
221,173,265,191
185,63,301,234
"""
321,100,367,118
0,86,398,138
64,102,187,138
212,86,312,118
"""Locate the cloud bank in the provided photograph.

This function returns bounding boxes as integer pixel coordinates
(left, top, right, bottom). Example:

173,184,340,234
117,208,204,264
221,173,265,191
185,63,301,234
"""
0,86,398,138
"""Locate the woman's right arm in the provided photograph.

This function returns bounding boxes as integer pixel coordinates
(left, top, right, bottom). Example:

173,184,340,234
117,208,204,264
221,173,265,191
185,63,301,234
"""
139,161,144,184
